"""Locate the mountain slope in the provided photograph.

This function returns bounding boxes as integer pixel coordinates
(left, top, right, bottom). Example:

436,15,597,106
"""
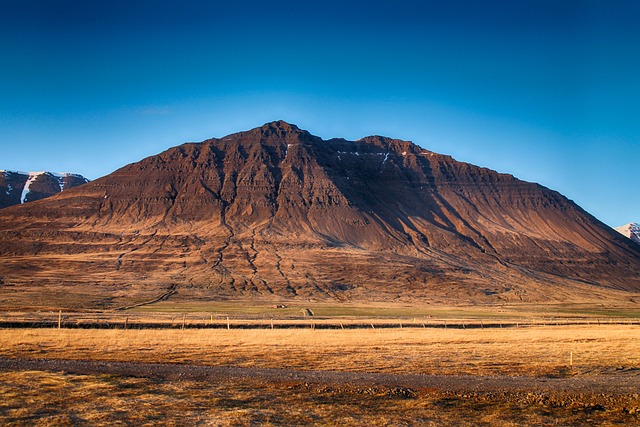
0,170,89,209
0,121,639,310
615,223,640,244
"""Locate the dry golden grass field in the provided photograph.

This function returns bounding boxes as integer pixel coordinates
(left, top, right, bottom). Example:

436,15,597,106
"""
1,322,640,425
1,326,639,377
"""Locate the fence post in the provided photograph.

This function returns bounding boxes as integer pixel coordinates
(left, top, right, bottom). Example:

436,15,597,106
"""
58,310,62,329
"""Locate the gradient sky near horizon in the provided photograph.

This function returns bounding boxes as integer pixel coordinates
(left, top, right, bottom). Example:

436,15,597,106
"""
1,0,639,227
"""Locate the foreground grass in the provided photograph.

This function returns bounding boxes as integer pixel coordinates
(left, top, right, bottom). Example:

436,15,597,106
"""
1,326,639,425
1,370,638,426
1,326,639,377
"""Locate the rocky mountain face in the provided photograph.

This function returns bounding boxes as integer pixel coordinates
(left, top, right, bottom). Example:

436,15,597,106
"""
0,170,89,209
0,121,639,310
615,223,640,244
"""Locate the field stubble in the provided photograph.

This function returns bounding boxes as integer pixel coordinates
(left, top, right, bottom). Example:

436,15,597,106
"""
1,325,639,425
1,326,638,377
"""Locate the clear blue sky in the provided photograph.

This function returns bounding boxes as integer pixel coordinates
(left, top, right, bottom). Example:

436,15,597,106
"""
1,0,639,227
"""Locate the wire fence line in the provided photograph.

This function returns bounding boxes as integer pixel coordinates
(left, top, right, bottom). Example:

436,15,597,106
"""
0,311,638,330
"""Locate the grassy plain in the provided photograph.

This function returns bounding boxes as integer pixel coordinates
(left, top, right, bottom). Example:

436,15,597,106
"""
1,314,640,425
130,300,640,319
0,326,639,424
1,326,639,377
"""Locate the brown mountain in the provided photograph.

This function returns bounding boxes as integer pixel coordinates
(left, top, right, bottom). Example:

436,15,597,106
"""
0,121,639,310
0,170,89,209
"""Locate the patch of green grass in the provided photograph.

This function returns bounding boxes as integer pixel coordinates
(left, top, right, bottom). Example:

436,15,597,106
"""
515,304,640,319
133,301,481,318
131,300,640,320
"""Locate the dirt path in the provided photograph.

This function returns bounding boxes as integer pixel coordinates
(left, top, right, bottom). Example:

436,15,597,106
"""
1,357,638,397
114,283,178,311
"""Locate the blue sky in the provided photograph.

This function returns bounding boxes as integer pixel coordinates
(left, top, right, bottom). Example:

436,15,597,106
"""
1,0,639,227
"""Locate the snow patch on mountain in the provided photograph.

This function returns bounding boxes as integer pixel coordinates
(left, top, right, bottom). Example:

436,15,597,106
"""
20,172,42,203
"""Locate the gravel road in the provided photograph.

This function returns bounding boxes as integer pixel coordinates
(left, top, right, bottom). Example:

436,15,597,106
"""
1,357,638,398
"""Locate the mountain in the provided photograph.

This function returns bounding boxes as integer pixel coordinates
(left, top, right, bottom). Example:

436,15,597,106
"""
0,170,89,209
615,223,640,244
0,121,639,310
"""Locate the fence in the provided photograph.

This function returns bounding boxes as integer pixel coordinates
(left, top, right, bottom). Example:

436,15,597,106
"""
0,311,638,330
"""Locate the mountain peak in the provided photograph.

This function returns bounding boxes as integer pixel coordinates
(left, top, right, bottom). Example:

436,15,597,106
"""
0,170,89,209
220,120,316,147
255,120,308,139
225,122,422,156
615,222,640,244
260,120,301,133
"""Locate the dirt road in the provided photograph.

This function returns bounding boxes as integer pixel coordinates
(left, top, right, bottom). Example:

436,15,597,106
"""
1,357,638,397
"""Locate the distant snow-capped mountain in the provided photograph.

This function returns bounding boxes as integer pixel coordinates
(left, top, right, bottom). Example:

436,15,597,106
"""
614,223,640,244
0,170,89,209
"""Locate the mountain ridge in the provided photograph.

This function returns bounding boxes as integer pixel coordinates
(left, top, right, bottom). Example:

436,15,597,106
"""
615,223,640,244
0,170,89,209
0,121,639,310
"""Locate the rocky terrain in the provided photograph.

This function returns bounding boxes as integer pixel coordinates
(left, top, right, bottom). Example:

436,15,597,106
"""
615,222,640,244
0,170,89,209
0,121,639,309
